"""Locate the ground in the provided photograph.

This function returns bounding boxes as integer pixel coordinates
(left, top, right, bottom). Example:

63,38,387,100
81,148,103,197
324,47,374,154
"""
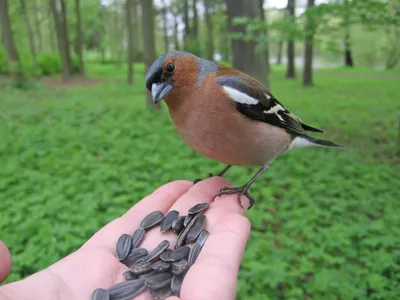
0,63,399,299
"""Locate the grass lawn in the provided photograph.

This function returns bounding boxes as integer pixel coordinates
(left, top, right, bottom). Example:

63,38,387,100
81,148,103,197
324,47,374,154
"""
0,63,399,299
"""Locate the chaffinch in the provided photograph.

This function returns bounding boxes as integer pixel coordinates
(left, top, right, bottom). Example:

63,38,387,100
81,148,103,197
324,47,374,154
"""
145,51,343,208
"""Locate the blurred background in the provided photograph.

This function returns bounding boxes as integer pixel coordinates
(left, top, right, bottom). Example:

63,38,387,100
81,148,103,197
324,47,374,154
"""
0,0,399,299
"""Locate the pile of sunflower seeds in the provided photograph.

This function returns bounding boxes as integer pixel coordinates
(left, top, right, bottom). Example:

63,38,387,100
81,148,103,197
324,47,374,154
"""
91,203,210,300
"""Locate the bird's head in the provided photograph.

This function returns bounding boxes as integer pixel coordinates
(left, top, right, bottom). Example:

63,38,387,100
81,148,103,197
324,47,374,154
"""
145,51,217,104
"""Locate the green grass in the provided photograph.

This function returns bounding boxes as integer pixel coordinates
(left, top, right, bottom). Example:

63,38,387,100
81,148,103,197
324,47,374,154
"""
1,63,399,299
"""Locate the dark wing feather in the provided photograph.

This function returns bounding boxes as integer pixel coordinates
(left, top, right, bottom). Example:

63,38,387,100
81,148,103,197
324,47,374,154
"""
216,65,321,137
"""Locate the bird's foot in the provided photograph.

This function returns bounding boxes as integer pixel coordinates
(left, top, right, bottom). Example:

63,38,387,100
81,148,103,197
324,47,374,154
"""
214,185,255,209
193,173,214,185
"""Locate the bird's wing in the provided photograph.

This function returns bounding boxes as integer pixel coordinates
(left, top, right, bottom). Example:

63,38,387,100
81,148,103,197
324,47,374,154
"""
216,65,321,137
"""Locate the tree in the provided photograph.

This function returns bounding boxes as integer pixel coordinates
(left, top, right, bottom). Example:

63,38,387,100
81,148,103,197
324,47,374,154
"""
50,0,73,80
75,0,86,76
141,0,161,109
258,0,269,84
204,0,215,60
126,0,134,84
33,0,43,53
343,0,354,67
0,0,24,83
303,0,315,86
183,0,190,48
20,0,39,76
286,0,296,79
161,0,169,52
226,0,269,87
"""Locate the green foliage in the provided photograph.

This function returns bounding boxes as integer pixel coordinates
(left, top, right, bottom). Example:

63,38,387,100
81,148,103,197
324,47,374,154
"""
1,64,400,298
0,48,9,75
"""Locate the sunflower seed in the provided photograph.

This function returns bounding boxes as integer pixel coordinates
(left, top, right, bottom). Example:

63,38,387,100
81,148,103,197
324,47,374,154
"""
145,272,173,290
188,202,209,215
171,259,188,275
116,234,132,261
108,279,146,299
123,270,137,281
143,240,170,262
151,260,171,273
188,243,201,268
171,216,185,235
140,211,165,230
149,285,173,300
170,246,190,262
185,215,206,243
160,249,173,262
183,214,194,227
139,270,158,279
131,261,152,275
175,214,201,249
160,210,179,233
196,230,209,247
131,228,145,249
171,274,184,296
121,248,148,267
91,288,110,300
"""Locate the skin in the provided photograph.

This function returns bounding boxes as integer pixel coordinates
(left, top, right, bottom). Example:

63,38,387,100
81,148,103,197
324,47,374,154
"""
0,178,251,300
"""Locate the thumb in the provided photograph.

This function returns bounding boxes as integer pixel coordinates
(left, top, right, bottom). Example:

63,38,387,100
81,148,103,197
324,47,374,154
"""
0,241,12,283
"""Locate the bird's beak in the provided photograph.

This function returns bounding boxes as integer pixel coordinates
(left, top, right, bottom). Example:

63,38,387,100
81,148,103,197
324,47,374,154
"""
151,82,173,104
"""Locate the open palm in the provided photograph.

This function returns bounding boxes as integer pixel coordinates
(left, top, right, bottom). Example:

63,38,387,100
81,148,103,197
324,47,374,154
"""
0,178,251,300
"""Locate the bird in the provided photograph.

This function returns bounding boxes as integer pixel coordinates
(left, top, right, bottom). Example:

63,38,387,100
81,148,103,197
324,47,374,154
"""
145,51,343,209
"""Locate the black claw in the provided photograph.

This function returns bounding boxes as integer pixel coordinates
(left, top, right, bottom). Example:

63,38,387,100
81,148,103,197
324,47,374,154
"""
213,185,256,209
193,179,202,184
208,173,214,178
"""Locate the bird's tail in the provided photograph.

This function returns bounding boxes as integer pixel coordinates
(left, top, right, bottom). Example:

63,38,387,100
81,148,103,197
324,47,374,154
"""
288,135,345,151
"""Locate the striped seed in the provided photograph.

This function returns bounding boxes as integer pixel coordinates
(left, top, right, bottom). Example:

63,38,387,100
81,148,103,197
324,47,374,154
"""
143,240,170,262
171,259,188,275
131,228,145,249
116,234,132,261
121,248,148,267
108,279,146,299
188,202,209,215
123,270,137,281
140,211,165,230
196,230,209,247
170,246,190,262
151,260,171,273
183,214,194,228
170,274,184,296
160,249,173,262
171,216,185,235
185,215,206,243
91,288,110,300
139,270,158,280
175,214,201,249
145,272,173,290
149,285,173,300
160,210,179,233
131,261,152,275
188,243,201,268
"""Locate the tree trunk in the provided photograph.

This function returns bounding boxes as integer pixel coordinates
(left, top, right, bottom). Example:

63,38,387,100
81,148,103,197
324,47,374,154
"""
226,0,268,87
161,0,169,52
286,0,296,79
303,0,315,86
204,0,214,60
0,0,24,83
343,0,353,67
126,0,134,84
141,0,160,109
276,39,283,64
50,0,73,80
258,0,269,89
20,0,39,76
192,0,199,38
173,13,180,50
33,0,43,53
183,0,190,48
75,0,85,76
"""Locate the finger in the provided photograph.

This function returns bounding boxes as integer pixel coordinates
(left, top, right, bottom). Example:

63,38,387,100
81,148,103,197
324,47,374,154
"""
180,213,251,300
82,180,193,251
0,240,12,283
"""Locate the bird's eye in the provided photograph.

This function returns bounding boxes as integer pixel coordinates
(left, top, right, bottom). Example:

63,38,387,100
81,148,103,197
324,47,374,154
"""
166,63,175,73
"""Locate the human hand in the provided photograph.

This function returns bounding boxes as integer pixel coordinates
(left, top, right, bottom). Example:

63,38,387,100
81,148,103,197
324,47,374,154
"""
0,178,251,300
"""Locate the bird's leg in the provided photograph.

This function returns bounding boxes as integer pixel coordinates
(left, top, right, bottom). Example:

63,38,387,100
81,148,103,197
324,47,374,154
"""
193,165,232,184
214,164,270,209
